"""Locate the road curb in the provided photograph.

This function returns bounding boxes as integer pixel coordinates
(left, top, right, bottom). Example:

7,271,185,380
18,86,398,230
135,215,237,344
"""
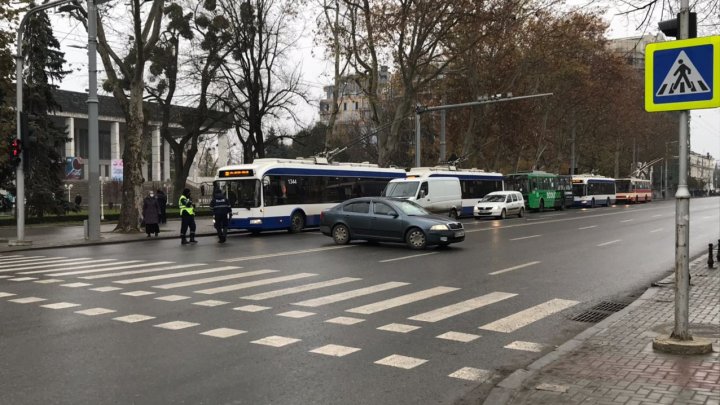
481,255,709,405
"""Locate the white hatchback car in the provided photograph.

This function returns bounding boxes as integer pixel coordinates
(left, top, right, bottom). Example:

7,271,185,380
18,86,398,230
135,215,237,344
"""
473,191,525,219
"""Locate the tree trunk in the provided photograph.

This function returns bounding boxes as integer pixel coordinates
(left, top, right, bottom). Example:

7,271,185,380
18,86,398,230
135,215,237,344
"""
115,84,145,232
383,96,413,166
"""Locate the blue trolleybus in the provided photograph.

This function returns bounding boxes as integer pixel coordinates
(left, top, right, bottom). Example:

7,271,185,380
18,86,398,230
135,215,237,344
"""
214,158,406,233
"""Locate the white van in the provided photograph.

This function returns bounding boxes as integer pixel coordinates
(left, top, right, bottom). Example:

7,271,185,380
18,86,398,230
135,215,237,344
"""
383,177,462,217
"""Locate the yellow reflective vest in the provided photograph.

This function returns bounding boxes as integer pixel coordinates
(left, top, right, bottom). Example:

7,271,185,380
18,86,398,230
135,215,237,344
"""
179,195,195,216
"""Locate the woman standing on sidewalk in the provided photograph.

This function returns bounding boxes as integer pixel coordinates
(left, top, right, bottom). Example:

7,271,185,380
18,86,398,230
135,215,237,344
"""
142,191,161,237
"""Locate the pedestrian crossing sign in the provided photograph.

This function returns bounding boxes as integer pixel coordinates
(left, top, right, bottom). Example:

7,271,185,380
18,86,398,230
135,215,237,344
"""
645,36,720,112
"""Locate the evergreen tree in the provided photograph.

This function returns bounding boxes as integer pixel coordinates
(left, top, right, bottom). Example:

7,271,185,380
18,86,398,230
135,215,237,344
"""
22,7,69,217
0,0,19,193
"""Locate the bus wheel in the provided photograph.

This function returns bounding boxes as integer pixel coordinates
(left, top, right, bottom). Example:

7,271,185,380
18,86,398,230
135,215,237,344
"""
289,212,305,233
591,198,596,208
406,228,427,250
449,209,458,219
332,224,350,245
606,197,611,207
539,200,545,212
518,207,525,218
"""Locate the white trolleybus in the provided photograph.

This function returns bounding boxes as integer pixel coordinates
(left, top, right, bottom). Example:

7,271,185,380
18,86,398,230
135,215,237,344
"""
214,158,406,233
614,178,652,204
571,174,616,207
390,166,504,217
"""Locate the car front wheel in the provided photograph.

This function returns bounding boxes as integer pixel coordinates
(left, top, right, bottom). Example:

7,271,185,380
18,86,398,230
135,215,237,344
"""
405,228,427,250
332,224,350,245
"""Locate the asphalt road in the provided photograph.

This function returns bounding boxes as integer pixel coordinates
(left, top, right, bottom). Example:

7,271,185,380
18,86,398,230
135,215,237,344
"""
0,197,718,405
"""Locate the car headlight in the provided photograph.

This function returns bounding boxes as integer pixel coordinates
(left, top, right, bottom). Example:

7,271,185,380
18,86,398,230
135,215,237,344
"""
430,224,449,231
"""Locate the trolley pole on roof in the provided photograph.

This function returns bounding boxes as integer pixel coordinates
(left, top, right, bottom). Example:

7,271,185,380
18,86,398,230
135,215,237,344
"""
413,92,553,168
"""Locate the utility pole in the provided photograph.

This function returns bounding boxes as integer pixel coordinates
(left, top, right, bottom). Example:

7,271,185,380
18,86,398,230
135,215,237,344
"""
86,0,101,241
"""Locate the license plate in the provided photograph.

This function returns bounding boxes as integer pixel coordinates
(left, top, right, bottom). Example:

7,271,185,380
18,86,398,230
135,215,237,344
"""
454,231,465,237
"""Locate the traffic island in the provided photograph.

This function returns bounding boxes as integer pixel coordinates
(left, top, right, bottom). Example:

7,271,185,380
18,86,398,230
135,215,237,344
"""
652,335,714,355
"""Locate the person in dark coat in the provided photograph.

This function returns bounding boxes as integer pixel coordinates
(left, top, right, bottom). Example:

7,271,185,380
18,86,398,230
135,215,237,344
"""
142,191,161,237
156,189,168,224
210,188,232,243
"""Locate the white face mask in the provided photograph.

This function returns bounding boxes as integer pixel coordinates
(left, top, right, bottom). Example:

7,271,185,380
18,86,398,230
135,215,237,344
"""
149,193,154,197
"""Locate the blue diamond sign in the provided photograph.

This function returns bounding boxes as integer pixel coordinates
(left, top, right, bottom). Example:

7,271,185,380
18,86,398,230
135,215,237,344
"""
645,36,720,112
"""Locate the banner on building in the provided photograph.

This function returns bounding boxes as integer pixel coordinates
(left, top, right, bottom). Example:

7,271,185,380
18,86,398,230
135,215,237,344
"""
111,159,124,181
65,157,84,180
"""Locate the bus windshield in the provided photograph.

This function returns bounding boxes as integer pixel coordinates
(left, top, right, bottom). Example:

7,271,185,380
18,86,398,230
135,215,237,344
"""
616,180,631,192
505,175,529,193
384,181,419,198
572,184,585,196
215,179,260,208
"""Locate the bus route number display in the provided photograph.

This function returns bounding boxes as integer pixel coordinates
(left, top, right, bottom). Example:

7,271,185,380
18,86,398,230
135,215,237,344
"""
219,169,254,177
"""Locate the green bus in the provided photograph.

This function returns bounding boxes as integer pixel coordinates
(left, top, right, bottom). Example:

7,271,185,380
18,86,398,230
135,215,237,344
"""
505,171,569,211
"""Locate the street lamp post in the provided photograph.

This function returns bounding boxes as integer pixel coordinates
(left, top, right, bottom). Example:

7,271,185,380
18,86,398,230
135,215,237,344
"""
64,183,74,202
100,177,105,220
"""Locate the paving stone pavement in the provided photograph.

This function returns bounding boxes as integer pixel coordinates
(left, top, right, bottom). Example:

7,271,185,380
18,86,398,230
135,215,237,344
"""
485,252,719,405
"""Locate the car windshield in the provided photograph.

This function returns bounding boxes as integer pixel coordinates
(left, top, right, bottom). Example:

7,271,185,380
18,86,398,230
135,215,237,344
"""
384,181,419,198
481,194,506,202
392,200,430,216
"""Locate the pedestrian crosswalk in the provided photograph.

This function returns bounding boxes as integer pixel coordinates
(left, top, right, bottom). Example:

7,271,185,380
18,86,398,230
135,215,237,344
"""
0,253,582,383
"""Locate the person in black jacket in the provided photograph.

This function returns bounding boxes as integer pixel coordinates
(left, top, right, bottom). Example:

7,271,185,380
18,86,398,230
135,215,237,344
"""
210,188,232,243
156,189,168,224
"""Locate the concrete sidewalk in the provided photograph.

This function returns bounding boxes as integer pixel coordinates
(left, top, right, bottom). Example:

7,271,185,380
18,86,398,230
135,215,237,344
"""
0,217,222,252
484,253,720,405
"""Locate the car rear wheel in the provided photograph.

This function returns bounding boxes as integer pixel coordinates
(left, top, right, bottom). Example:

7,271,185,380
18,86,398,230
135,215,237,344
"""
289,211,305,233
518,207,524,218
405,228,427,250
332,224,350,245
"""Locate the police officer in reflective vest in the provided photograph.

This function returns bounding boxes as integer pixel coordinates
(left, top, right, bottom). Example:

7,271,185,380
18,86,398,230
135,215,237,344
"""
179,188,197,245
210,188,232,243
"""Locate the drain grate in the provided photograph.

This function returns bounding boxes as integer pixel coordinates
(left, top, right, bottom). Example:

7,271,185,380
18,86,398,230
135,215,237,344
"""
571,301,630,323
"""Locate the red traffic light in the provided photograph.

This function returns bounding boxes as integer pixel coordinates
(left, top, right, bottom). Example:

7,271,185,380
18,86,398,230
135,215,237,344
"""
11,138,22,157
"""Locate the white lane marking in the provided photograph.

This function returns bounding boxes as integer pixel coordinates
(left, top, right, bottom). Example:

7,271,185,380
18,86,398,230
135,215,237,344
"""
0,258,96,272
0,275,12,279
479,298,579,333
9,297,46,304
650,228,664,233
61,282,92,288
310,344,361,357
33,279,64,284
510,235,541,241
449,367,493,382
113,266,240,284
9,277,37,282
113,314,156,323
233,305,271,312
195,273,317,295
153,270,278,290
701,216,713,219
51,262,174,277
201,328,246,338
0,292,17,298
251,336,301,347
121,290,155,297
41,302,81,309
620,219,633,223
0,257,59,267
154,321,199,330
20,260,142,275
379,252,438,263
79,263,204,280
374,354,427,370
221,245,356,262
578,225,597,230
526,213,564,220
89,286,122,292
75,308,116,316
0,255,25,260
504,341,546,352
277,310,315,319
156,295,190,302
325,316,364,325
652,214,662,217
241,277,361,301
597,239,621,247
293,282,410,308
488,262,541,276
14,259,115,273
436,331,480,343
407,292,517,322
346,286,459,315
192,300,228,307
377,323,420,333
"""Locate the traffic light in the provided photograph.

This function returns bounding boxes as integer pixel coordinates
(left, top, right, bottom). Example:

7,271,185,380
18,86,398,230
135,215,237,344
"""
10,138,22,168
658,12,697,39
